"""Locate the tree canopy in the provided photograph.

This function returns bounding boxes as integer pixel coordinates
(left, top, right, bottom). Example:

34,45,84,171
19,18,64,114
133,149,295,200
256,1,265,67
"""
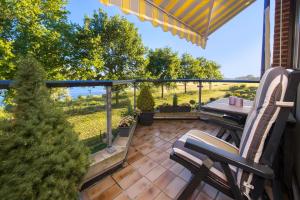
0,2,146,81
197,57,223,80
83,10,147,80
0,0,73,80
146,47,181,80
180,53,202,79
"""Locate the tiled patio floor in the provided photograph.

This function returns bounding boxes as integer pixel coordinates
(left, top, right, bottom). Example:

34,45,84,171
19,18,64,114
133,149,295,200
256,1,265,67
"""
81,120,233,200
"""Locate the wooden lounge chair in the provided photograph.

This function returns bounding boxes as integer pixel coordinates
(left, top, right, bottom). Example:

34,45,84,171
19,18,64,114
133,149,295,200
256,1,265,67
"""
170,67,300,200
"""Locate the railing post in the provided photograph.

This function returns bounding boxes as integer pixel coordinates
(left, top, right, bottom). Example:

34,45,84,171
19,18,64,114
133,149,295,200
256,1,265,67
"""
133,82,136,111
106,85,115,153
198,81,203,109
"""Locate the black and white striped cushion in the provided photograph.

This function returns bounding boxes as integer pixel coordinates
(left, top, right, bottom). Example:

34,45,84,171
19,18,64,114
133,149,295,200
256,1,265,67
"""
237,67,289,196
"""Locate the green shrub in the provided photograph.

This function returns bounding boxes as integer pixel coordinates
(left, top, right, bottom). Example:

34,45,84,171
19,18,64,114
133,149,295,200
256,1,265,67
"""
137,86,155,112
225,85,257,100
189,100,196,105
0,56,89,200
121,103,134,117
173,94,178,106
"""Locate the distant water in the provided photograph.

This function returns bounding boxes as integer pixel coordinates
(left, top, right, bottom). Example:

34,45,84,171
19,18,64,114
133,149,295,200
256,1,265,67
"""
0,90,5,107
0,87,106,107
69,86,106,99
0,96,3,106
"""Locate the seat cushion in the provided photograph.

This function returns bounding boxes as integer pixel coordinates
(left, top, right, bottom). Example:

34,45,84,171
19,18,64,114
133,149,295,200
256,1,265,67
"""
172,130,238,189
237,67,289,195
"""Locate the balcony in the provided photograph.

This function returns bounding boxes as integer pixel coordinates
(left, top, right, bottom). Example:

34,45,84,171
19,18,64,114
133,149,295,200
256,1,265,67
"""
0,78,277,200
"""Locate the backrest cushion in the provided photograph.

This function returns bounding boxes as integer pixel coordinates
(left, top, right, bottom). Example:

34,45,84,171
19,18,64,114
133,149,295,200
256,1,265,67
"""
237,67,289,195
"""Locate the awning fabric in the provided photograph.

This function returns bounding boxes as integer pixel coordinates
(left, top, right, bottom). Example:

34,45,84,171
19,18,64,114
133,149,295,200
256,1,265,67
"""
99,0,255,48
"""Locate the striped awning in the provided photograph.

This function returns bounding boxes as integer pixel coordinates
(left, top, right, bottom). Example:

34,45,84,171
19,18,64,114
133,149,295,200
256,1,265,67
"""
99,0,255,48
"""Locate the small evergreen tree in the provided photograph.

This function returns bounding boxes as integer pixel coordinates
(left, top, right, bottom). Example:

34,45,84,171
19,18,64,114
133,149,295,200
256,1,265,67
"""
172,94,178,107
0,56,89,200
137,86,155,112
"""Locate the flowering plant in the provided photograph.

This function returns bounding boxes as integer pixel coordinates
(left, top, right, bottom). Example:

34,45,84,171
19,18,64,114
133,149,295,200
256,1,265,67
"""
118,116,136,127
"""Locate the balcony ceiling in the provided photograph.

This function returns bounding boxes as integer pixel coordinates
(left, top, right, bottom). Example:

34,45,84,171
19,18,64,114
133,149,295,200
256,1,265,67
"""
99,0,255,48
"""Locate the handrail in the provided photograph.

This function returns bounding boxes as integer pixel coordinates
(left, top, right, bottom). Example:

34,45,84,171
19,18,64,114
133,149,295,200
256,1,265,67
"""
135,79,259,83
0,79,259,89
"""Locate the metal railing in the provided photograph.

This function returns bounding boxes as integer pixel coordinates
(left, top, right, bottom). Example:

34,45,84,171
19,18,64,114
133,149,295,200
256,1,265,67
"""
0,78,259,153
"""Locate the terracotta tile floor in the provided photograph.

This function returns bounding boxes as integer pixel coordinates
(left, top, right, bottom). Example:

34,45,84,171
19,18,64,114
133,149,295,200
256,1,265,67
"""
81,120,233,200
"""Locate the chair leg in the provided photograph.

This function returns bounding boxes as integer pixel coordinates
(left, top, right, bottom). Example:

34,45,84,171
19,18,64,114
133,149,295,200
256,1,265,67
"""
272,179,283,200
229,130,240,147
221,163,244,200
216,127,226,138
177,160,212,200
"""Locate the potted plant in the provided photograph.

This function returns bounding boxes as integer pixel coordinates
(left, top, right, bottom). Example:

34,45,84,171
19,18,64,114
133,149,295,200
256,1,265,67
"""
137,86,155,125
189,100,197,110
118,116,136,137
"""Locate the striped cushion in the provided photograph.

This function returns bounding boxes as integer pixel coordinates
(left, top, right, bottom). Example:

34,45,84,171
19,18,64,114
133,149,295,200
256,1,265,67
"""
173,130,238,189
237,67,289,195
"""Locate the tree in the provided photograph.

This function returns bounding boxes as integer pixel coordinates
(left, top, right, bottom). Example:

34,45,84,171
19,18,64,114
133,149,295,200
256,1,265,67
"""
84,10,146,103
180,53,201,93
0,0,78,80
197,57,223,90
68,21,104,79
146,47,181,98
0,56,89,200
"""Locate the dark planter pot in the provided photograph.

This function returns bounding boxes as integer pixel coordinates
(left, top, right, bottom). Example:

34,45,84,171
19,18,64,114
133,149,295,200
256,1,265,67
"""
159,105,191,112
139,112,154,126
118,126,131,137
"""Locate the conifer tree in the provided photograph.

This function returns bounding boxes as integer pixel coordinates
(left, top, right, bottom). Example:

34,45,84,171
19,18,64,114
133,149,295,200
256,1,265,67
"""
0,56,89,200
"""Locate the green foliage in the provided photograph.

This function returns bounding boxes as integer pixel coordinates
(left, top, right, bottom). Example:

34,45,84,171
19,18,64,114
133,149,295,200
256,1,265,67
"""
180,53,202,78
0,56,89,200
1,5,145,81
197,57,223,80
0,0,75,79
178,54,223,80
146,47,181,81
173,94,178,106
189,99,196,105
85,10,146,80
226,85,257,100
137,86,155,112
121,103,134,117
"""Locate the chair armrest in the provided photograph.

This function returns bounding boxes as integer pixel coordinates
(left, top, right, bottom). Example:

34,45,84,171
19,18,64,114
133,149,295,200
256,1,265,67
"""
185,138,274,179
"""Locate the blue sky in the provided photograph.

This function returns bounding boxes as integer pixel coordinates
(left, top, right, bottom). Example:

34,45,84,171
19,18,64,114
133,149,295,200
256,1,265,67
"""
66,0,274,78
